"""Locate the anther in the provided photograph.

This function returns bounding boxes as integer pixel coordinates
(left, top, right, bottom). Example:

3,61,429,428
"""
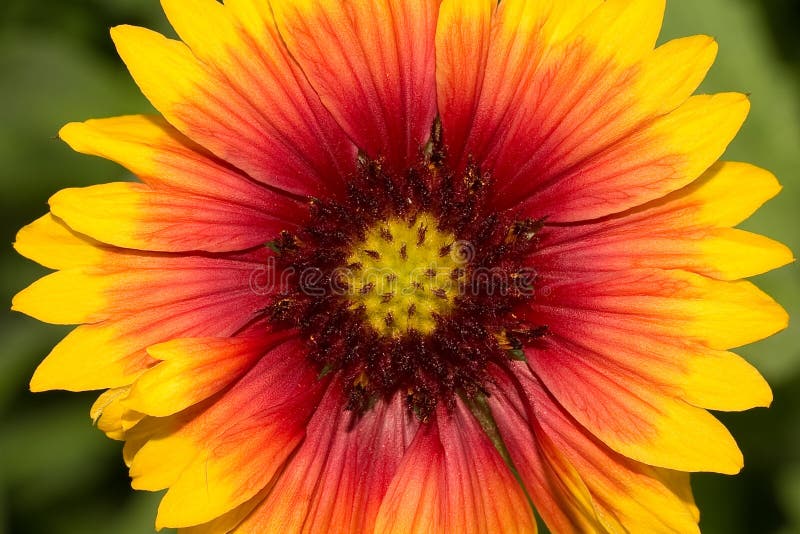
360,282,375,295
364,250,381,260
417,224,428,246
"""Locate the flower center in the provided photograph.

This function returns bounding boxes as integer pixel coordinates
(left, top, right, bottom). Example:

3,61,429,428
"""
266,126,546,420
344,214,465,337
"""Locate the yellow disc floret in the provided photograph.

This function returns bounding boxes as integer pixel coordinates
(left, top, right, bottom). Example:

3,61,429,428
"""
345,214,467,337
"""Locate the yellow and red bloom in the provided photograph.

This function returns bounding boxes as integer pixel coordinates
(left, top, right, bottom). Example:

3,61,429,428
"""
12,0,793,532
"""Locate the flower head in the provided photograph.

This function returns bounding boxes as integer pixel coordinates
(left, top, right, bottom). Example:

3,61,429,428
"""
13,0,792,532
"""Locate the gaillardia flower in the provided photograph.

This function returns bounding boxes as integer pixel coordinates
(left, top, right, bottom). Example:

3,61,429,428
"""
13,0,793,532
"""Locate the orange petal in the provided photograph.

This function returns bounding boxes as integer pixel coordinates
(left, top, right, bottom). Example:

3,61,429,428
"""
235,387,417,533
439,0,601,168
59,115,304,213
48,182,295,253
435,0,495,162
440,0,736,221
519,268,786,473
511,93,749,221
15,251,270,324
487,373,602,533
111,23,353,197
374,400,536,534
537,162,793,281
127,337,326,529
490,365,701,533
27,257,270,392
270,0,439,171
125,334,292,417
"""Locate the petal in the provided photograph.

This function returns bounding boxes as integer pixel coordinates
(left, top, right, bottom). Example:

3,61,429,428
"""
440,0,600,169
90,386,145,440
489,365,701,533
440,0,735,221
435,0,495,163
48,182,296,253
529,309,772,414
633,35,718,118
373,424,444,534
374,400,536,534
13,269,109,325
486,375,603,533
110,22,353,197
180,489,271,534
29,320,157,392
683,349,773,411
26,255,270,392
270,0,439,171
13,214,107,270
124,334,292,417
126,337,326,529
537,162,794,280
520,268,786,473
14,253,269,326
527,340,742,474
59,115,303,209
234,387,417,533
533,268,788,351
511,93,750,221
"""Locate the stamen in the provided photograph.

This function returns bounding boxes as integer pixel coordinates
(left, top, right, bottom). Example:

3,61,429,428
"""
417,224,428,246
360,283,375,295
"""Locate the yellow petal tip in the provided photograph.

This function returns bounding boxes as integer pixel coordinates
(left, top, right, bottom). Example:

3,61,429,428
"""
29,366,54,393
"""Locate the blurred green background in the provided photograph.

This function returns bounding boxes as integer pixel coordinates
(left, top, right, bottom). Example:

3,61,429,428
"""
0,0,798,532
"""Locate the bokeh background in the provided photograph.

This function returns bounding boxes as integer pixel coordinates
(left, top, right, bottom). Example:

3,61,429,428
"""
1,0,798,532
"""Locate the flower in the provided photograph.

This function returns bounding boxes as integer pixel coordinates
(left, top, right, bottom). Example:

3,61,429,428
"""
12,0,793,532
